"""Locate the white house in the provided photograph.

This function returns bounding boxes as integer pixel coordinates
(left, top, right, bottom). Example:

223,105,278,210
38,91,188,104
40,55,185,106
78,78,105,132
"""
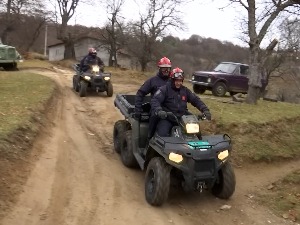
48,37,138,69
48,43,65,61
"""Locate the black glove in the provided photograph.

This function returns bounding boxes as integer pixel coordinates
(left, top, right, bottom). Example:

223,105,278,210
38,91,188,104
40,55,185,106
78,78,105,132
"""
134,107,142,121
157,110,167,119
203,110,211,121
133,112,141,121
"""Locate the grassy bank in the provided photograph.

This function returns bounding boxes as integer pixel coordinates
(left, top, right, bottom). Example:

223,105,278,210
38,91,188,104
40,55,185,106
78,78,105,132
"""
188,96,300,162
0,72,56,140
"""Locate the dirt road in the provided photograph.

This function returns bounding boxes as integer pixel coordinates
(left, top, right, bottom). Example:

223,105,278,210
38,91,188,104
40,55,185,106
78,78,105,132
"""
1,69,298,225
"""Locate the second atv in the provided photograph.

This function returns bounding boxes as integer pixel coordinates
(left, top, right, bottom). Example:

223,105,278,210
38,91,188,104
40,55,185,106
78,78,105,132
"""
72,64,113,97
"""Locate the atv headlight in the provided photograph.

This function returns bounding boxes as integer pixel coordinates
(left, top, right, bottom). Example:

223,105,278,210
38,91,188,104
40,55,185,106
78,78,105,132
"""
207,77,211,83
104,77,110,81
84,76,91,81
218,150,229,161
91,65,100,73
186,123,199,134
84,76,91,80
169,152,183,163
192,76,195,81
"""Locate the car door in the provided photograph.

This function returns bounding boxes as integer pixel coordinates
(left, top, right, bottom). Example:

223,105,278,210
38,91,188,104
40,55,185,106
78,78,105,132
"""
228,65,249,92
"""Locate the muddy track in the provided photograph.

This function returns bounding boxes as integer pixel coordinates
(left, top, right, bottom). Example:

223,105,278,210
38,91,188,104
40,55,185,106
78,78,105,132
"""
1,69,298,225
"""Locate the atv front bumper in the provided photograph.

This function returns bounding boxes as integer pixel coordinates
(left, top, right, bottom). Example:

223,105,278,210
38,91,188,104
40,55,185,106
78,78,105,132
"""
150,134,231,191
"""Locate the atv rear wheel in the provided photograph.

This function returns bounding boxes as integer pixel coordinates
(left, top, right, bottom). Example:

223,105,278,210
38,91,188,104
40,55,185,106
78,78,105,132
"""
79,80,88,97
121,130,138,168
145,157,171,206
106,81,113,97
212,162,236,199
113,120,131,154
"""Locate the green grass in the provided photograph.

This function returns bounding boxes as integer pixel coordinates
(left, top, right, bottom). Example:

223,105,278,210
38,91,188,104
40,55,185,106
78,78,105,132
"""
0,71,56,139
258,170,300,222
186,91,300,162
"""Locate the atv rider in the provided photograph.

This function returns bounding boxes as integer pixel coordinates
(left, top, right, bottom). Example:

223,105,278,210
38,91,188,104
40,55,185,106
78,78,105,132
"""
134,56,172,137
150,67,212,137
80,47,104,72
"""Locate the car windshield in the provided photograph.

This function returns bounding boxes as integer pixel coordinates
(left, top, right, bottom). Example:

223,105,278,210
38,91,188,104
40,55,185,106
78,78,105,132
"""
213,63,237,74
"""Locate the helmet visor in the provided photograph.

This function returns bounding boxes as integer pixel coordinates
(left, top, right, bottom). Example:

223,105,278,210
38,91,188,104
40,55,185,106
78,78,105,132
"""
173,72,184,79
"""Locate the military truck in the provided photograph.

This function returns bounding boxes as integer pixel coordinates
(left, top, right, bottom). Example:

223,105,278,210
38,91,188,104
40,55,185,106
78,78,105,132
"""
0,44,22,71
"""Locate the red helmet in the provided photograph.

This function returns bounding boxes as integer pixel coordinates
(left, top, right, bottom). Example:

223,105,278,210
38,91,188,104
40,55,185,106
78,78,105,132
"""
171,67,184,80
157,57,172,68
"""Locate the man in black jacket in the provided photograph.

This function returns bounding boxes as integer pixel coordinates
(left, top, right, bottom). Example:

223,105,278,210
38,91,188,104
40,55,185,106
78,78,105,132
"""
80,48,104,72
134,57,173,142
150,67,211,137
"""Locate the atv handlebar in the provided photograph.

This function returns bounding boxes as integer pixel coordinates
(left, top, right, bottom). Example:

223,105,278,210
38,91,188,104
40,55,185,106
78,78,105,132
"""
165,112,207,123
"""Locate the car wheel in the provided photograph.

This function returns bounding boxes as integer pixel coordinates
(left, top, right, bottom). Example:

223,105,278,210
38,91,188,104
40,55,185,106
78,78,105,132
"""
113,120,131,154
212,82,227,97
193,85,206,94
211,162,236,199
120,130,138,168
145,157,171,206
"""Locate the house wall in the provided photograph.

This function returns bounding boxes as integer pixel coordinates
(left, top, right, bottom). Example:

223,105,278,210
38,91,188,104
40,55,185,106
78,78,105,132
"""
48,44,65,61
117,54,140,70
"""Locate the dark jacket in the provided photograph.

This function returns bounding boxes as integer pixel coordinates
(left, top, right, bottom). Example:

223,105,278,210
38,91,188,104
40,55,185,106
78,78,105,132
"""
151,81,209,117
80,55,104,72
134,72,169,114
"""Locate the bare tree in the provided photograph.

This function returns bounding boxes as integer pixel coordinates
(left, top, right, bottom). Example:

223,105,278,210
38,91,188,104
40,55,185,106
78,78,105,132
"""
0,0,49,46
0,0,16,44
279,18,300,62
226,0,300,104
99,0,126,67
54,0,80,59
128,0,186,71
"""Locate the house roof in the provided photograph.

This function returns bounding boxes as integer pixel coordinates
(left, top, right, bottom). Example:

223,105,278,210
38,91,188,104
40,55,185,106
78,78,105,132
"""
48,36,101,48
48,42,64,48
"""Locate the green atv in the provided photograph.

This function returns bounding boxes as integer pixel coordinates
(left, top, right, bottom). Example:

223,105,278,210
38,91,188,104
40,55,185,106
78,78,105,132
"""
113,94,236,206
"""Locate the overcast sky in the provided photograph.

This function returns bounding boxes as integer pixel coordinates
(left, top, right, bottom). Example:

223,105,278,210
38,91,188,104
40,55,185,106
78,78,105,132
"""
68,0,247,46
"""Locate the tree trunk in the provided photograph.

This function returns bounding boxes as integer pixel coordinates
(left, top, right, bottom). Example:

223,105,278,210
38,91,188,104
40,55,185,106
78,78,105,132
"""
64,41,75,59
141,61,147,72
246,62,263,104
1,29,9,44
246,86,261,104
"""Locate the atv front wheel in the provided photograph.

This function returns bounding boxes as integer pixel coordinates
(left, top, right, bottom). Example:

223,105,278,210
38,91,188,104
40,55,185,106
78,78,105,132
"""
79,80,88,97
106,81,113,97
121,130,138,167
145,157,171,206
72,75,79,92
113,120,131,153
212,162,236,199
